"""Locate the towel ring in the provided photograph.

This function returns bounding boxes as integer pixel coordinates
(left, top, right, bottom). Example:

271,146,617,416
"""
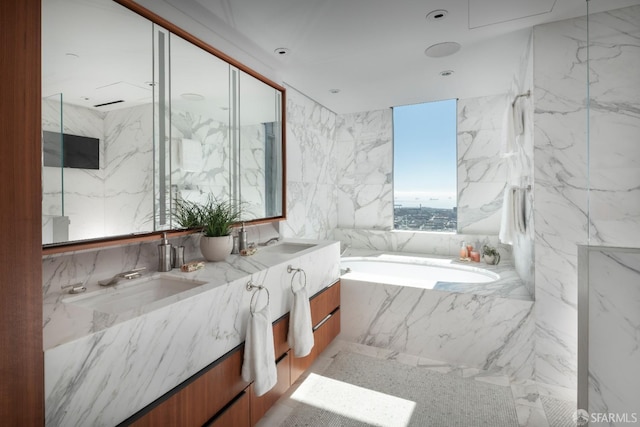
287,265,307,293
247,281,270,315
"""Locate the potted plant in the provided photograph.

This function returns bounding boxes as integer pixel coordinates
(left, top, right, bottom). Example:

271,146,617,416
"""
174,195,241,262
482,245,501,265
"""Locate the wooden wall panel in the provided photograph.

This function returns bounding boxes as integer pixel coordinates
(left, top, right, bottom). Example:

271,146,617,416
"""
0,0,44,424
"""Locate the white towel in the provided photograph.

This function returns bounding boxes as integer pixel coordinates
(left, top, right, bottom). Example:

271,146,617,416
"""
499,186,516,245
512,98,525,136
180,138,203,172
500,102,516,158
287,286,314,358
514,187,527,234
241,305,277,397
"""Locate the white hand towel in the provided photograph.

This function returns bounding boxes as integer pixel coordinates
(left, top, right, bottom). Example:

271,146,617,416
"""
512,98,525,136
514,187,527,234
499,186,515,245
241,305,277,397
500,103,516,158
287,286,314,358
180,138,203,172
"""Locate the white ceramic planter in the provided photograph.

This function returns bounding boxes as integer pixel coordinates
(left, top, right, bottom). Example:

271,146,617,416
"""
199,235,233,262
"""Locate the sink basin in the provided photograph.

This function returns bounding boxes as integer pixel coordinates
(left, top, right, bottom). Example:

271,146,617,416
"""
260,242,317,255
64,274,207,315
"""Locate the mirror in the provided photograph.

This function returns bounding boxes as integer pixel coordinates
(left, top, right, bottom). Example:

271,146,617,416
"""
42,0,285,247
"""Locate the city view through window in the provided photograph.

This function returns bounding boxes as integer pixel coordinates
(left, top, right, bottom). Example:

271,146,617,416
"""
393,99,457,232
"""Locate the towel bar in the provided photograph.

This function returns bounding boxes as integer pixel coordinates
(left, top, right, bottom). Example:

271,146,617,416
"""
287,265,307,292
247,280,270,315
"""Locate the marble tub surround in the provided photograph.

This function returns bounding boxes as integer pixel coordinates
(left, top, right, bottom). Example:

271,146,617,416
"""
340,249,534,381
44,237,339,426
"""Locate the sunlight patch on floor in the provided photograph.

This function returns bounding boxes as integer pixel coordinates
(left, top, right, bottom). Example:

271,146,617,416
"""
290,373,415,426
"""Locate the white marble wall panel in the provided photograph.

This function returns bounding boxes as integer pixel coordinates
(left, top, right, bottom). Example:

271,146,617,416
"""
239,123,267,219
585,247,640,424
587,6,640,247
533,15,590,392
335,228,511,259
457,95,508,234
170,108,231,210
340,278,534,380
509,31,536,299
42,100,108,241
103,104,155,235
336,109,393,230
281,86,338,240
44,239,340,426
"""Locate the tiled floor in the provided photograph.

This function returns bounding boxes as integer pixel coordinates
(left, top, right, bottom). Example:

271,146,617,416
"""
256,340,577,427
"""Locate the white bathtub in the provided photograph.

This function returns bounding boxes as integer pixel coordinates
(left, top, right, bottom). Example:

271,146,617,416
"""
341,254,500,290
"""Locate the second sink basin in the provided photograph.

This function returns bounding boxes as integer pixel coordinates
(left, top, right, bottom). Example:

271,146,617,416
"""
64,274,207,315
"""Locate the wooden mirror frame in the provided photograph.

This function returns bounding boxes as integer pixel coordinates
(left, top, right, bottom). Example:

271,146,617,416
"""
42,0,287,255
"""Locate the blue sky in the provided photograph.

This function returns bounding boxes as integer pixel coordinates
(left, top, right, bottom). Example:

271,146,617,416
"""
393,98,457,207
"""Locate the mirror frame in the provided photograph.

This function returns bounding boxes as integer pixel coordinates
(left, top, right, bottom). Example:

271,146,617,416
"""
42,0,287,255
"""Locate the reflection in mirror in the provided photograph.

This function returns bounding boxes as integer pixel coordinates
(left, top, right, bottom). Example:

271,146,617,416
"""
168,32,231,225
238,70,283,221
42,0,154,244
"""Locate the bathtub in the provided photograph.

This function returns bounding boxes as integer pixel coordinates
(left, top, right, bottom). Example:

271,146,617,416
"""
341,254,500,290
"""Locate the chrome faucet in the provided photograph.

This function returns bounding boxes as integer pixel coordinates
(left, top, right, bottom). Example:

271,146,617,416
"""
258,237,280,246
99,267,146,286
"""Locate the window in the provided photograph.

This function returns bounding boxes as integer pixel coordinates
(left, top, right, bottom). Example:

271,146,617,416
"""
393,99,457,232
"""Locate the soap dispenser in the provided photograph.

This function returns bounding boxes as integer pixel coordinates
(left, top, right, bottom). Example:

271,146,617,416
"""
158,232,172,272
238,223,248,252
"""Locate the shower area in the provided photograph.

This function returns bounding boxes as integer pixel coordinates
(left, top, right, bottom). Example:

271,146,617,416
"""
533,2,640,420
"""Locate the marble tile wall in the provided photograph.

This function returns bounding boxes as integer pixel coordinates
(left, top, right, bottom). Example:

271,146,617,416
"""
533,12,589,394
508,31,535,298
583,247,640,423
533,4,640,393
457,94,508,234
42,101,155,241
336,109,394,230
280,85,339,240
586,6,640,247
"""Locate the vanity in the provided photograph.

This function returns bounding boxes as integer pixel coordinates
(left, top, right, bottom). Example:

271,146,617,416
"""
44,239,341,426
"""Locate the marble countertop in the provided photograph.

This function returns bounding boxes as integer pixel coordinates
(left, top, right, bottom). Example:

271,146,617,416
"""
43,238,338,350
341,248,532,301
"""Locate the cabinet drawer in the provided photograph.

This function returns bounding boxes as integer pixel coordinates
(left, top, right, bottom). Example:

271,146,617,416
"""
126,347,248,427
205,391,250,427
250,351,291,426
309,281,340,328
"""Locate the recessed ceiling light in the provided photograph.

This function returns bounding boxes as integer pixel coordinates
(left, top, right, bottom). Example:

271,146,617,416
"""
329,89,341,94
274,47,290,55
65,53,79,58
426,10,448,21
180,93,204,101
424,42,461,58
440,70,454,77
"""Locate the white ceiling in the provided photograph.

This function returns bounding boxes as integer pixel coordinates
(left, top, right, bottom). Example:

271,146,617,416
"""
43,0,640,115
161,0,640,114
